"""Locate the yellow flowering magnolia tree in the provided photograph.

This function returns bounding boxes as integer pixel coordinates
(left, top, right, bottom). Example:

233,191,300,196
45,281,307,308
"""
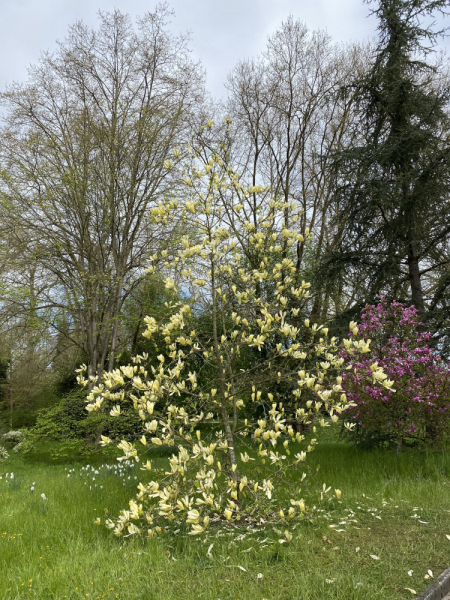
77,134,394,537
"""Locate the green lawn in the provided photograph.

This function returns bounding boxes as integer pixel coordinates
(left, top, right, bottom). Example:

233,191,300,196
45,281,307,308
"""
1,435,450,600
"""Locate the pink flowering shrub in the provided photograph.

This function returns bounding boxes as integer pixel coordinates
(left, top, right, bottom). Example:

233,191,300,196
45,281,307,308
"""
340,299,450,452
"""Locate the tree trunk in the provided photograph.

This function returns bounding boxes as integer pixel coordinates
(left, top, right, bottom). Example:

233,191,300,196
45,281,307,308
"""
407,242,424,312
108,276,124,372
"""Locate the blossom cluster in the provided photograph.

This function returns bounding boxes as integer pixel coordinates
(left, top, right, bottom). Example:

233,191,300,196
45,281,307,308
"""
341,299,450,450
0,430,25,454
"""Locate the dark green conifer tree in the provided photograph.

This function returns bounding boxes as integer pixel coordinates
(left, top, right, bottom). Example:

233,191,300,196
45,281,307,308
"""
327,0,450,348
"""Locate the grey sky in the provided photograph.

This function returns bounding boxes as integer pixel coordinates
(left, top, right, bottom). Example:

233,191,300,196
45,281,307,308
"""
0,0,448,99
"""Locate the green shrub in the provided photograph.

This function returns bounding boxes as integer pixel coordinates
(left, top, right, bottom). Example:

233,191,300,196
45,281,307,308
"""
21,389,143,460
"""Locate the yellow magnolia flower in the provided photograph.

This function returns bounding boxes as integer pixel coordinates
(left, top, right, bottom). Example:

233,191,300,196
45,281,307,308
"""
284,530,293,542
186,509,200,524
189,524,204,535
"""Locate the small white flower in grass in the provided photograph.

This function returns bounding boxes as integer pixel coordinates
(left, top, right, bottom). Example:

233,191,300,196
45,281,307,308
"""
326,579,336,584
355,547,360,552
30,486,34,491
41,493,46,500
408,570,413,576
257,573,263,580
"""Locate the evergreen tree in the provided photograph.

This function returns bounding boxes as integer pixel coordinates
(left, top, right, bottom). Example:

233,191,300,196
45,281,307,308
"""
327,0,450,346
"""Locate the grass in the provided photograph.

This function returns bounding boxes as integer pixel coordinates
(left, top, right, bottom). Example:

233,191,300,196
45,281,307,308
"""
1,431,450,600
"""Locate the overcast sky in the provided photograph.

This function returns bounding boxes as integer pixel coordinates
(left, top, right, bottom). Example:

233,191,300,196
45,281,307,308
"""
0,0,449,99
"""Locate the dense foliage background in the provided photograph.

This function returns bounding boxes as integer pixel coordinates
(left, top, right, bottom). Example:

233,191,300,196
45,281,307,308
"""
0,0,449,453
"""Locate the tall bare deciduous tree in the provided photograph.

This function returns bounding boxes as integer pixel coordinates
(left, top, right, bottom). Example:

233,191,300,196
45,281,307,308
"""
0,7,204,379
223,17,369,321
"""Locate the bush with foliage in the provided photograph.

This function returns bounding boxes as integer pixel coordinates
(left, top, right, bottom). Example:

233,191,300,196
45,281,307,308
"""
21,389,143,460
340,299,450,453
80,141,394,537
0,430,25,453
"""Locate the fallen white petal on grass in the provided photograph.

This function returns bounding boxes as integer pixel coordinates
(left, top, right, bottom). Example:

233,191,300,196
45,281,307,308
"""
370,555,380,560
326,579,336,584
404,588,417,595
408,570,413,576
355,547,360,552
428,570,433,578
418,520,429,524
446,534,450,541
257,573,263,580
206,544,214,558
